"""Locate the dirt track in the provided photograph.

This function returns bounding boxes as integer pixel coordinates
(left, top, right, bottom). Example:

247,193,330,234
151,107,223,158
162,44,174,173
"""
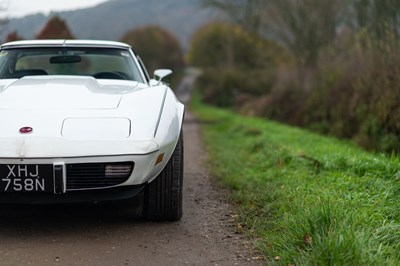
0,76,261,266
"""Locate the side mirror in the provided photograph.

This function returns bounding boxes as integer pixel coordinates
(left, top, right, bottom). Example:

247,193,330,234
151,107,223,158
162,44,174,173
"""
154,69,173,85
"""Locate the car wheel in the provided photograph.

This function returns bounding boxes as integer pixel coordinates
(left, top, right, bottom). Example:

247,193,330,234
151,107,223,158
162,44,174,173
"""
143,131,183,221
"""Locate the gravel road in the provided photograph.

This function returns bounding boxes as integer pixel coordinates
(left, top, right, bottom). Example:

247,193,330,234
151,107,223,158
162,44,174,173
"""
0,75,262,266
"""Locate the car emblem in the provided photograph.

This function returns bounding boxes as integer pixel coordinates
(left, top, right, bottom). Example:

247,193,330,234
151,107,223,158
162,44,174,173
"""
19,127,33,134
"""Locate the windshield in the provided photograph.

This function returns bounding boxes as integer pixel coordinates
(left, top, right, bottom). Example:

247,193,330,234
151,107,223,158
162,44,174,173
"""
0,47,144,82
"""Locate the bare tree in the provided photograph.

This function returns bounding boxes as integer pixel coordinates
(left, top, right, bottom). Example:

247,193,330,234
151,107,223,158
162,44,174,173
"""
353,0,400,45
353,0,370,30
203,0,346,68
201,0,265,34
265,0,346,68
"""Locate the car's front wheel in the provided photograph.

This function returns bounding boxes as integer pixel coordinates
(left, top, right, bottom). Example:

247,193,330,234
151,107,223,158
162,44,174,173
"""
143,131,183,221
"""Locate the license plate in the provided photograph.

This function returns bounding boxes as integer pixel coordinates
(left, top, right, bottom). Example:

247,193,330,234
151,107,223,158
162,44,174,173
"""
0,164,54,192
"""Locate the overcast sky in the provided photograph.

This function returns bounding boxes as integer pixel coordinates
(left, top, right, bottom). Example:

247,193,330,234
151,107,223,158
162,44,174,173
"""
5,0,107,18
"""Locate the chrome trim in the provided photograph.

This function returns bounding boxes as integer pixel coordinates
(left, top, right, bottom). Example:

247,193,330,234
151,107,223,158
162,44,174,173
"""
53,162,66,194
0,150,159,160
154,86,168,137
1,40,131,50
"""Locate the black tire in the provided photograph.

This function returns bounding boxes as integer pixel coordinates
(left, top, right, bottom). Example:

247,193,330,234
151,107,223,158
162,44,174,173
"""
143,131,184,221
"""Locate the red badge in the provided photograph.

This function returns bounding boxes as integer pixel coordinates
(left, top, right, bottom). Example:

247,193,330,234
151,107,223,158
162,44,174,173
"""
19,127,33,134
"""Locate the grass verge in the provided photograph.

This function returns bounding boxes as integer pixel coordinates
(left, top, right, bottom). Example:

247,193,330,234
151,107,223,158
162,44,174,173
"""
191,94,400,265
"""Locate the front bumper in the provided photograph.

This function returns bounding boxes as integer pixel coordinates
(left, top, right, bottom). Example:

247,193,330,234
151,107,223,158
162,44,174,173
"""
0,152,169,204
0,185,145,204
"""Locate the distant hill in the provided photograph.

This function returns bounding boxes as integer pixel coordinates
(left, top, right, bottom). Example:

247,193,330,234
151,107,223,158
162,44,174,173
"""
4,0,217,49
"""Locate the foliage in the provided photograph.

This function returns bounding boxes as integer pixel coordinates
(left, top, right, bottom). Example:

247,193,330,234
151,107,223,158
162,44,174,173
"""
194,0,400,152
36,16,74,39
244,44,400,152
188,22,290,106
188,23,283,69
202,0,345,68
353,0,400,47
121,26,184,74
188,23,250,69
350,50,400,152
192,95,400,265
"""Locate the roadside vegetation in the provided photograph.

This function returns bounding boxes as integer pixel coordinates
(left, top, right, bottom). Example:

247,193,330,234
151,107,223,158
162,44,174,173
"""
192,93,400,265
190,0,400,153
121,25,185,86
121,26,184,74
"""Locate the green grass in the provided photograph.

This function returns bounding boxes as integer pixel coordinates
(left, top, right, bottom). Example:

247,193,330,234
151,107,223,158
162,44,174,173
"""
191,94,400,265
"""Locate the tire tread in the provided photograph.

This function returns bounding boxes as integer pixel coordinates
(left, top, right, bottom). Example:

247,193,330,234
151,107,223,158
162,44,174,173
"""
144,132,183,221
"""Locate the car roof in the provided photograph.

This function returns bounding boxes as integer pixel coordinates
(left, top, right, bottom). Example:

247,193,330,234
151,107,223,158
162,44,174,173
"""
1,40,131,49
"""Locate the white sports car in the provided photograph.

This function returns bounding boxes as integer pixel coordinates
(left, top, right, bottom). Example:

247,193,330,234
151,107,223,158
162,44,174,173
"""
0,40,184,221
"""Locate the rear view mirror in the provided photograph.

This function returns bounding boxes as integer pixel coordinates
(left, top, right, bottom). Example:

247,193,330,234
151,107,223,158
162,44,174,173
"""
50,55,82,64
154,69,173,85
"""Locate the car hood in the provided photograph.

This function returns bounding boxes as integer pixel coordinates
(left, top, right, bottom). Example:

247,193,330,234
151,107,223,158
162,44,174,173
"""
0,75,178,157
0,76,140,110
